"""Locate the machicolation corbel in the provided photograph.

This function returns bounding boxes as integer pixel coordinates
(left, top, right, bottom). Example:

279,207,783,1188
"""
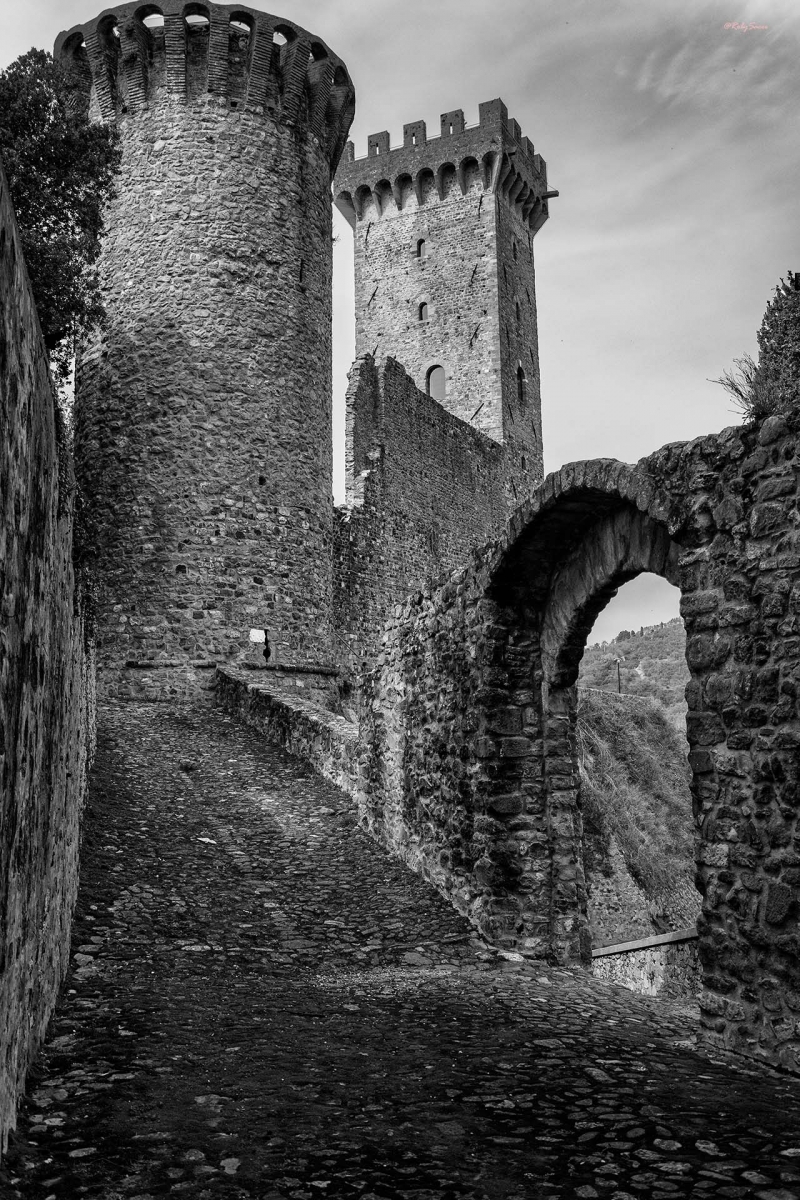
335,98,556,232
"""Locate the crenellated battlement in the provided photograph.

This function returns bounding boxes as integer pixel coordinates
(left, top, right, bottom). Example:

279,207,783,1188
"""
335,98,556,233
55,2,355,171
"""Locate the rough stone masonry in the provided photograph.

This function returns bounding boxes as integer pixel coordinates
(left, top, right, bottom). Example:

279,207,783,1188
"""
349,420,800,1073
57,1,355,702
56,0,800,1077
0,163,94,1154
0,0,797,1168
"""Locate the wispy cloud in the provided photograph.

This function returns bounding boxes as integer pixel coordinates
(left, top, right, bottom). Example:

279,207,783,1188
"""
6,0,799,514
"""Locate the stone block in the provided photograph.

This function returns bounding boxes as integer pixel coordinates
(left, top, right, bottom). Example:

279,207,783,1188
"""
681,590,720,616
758,415,789,444
765,882,794,925
499,736,535,758
700,842,729,867
750,502,788,538
487,793,525,816
686,711,726,746
686,633,731,671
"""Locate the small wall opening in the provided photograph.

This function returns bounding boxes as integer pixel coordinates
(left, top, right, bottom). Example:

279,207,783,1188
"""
426,365,446,401
419,302,429,322
517,365,527,405
416,238,427,259
249,627,271,662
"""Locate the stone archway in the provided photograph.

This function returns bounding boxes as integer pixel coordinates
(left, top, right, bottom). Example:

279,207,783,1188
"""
510,503,691,965
360,425,800,1071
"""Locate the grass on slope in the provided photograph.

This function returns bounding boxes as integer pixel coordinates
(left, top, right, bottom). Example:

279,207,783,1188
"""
577,689,698,920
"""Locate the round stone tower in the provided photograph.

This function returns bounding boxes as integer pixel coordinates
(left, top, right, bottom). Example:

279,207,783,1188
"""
55,2,355,701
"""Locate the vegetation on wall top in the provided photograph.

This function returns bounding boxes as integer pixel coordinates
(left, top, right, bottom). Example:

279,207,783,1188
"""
714,271,800,423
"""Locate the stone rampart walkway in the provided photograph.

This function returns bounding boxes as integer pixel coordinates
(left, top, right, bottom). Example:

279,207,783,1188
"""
3,703,800,1200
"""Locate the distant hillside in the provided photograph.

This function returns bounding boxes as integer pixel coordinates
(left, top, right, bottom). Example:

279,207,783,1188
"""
576,619,699,946
579,617,690,726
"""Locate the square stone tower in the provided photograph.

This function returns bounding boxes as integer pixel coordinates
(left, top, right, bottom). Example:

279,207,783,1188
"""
334,99,556,479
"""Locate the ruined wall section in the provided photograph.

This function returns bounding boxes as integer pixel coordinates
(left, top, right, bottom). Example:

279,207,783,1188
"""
335,99,551,505
333,356,507,683
57,3,355,700
0,167,94,1153
357,427,800,1073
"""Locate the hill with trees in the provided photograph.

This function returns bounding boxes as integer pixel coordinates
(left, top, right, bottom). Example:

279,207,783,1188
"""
579,617,690,726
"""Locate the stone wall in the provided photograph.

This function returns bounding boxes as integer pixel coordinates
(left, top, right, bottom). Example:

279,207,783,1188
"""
216,667,359,795
0,165,94,1153
593,930,701,1000
332,355,508,683
354,426,800,1072
334,98,549,500
56,3,355,702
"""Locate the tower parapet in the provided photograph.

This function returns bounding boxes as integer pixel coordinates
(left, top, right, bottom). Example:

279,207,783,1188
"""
335,98,553,235
56,5,355,701
334,100,556,490
57,2,355,173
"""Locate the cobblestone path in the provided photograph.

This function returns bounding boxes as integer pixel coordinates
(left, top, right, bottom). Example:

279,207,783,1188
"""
3,702,800,1200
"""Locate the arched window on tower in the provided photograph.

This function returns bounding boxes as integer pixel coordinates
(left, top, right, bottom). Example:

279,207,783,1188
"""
426,365,446,401
417,238,427,258
517,365,527,406
419,302,429,322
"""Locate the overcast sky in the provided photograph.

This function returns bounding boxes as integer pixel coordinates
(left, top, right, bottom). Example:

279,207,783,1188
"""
4,0,798,640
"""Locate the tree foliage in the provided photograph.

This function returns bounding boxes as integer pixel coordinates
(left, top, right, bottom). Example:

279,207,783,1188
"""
757,271,800,412
714,271,800,423
0,49,121,381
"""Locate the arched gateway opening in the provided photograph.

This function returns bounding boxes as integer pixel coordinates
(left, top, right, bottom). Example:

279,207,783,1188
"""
575,576,697,953
483,484,713,965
